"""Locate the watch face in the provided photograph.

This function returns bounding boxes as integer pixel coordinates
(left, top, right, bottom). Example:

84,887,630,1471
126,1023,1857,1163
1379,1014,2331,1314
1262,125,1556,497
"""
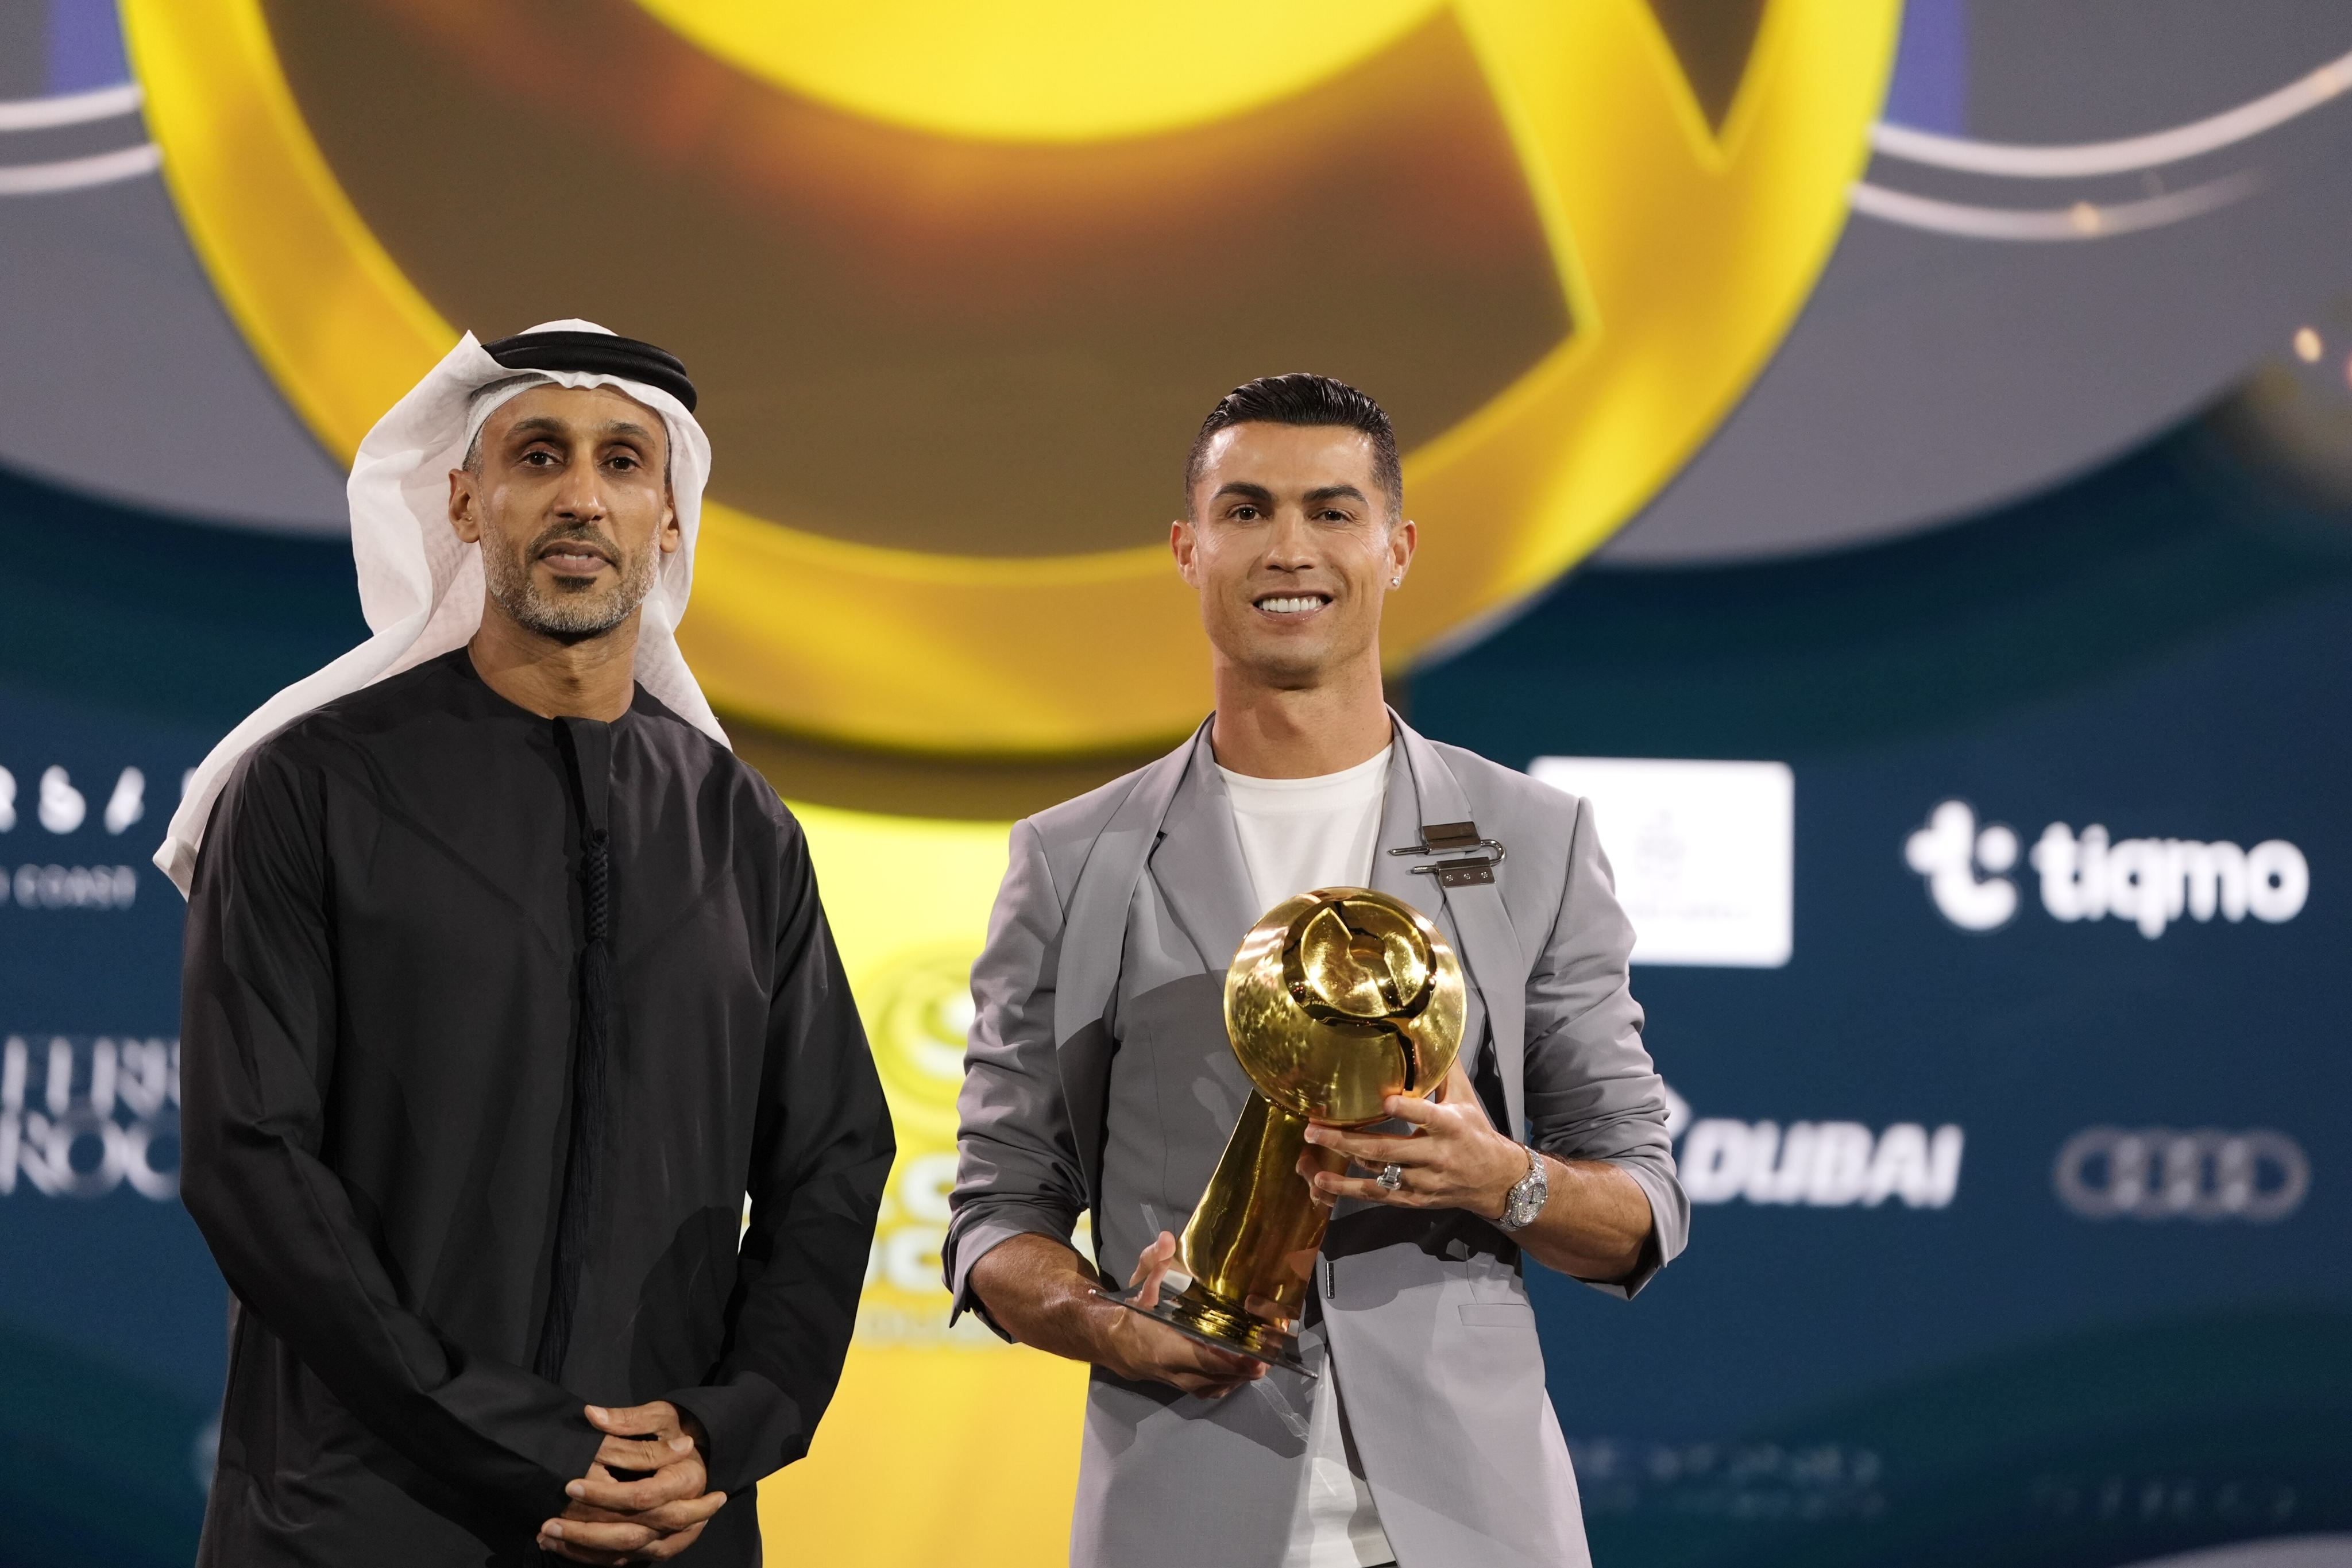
1498,1158,1537,1229
1510,1157,1548,1229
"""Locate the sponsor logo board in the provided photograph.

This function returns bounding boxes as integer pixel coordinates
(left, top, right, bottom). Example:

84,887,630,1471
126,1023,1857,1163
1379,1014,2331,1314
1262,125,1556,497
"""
1907,800,2308,937
1530,758,1794,968
0,764,149,837
2054,1126,2309,1222
1664,1086,1964,1210
3,864,142,909
1,1034,181,1201
0,763,169,910
1570,1436,1886,1520
1680,1117,1964,1209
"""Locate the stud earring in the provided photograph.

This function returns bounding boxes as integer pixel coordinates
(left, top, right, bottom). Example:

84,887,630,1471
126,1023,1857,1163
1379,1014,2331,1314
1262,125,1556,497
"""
1390,576,1401,588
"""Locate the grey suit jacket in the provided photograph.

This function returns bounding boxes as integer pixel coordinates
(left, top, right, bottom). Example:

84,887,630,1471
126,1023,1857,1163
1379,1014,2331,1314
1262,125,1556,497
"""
946,716,1687,1567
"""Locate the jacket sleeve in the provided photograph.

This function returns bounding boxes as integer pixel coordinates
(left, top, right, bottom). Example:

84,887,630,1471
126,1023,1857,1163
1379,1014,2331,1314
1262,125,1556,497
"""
178,748,604,1526
1520,793,1690,1299
668,817,894,1496
940,817,1091,1337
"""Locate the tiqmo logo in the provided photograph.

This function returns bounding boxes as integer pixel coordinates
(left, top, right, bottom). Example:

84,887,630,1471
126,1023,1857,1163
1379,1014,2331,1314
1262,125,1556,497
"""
1905,801,2021,930
0,1035,181,1201
1680,1117,1963,1209
2053,1126,2308,1222
1907,801,2309,938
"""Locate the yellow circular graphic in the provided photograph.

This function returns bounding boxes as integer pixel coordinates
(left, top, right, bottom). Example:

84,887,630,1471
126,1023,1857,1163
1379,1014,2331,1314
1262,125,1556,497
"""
856,944,982,1340
635,0,1449,144
123,0,1898,756
865,944,982,1142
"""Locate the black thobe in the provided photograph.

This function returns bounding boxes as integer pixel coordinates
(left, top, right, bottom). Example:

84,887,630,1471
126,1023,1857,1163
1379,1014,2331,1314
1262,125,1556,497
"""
179,650,893,1566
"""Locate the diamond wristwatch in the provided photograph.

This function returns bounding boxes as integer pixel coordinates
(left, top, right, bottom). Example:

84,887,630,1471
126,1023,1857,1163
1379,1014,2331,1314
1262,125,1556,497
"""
1496,1144,1548,1233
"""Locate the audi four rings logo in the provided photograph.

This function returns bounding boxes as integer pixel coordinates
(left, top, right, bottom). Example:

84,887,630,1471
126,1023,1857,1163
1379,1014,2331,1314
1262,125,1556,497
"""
2053,1127,2309,1223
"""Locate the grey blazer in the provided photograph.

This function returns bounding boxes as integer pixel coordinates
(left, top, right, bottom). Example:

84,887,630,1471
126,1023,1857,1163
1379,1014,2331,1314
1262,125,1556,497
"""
945,716,1688,1567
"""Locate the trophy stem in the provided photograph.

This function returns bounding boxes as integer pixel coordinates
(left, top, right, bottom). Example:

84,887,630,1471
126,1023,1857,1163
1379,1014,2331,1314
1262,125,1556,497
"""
1106,1092,1347,1375
1182,1092,1340,1318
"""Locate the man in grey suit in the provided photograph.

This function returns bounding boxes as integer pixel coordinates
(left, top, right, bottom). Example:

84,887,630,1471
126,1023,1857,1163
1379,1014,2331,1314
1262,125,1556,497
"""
945,374,1687,1567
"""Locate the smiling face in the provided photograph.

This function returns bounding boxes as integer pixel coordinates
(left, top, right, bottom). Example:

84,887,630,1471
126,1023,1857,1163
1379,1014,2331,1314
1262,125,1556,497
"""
449,383,679,643
1173,422,1415,689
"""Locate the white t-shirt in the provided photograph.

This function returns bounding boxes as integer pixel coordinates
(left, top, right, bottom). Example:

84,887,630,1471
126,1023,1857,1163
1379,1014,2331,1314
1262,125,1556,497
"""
1220,746,1392,922
1217,744,1397,1568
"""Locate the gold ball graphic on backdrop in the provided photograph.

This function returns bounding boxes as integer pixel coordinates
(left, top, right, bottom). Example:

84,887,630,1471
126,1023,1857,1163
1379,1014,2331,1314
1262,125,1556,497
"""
125,0,1898,755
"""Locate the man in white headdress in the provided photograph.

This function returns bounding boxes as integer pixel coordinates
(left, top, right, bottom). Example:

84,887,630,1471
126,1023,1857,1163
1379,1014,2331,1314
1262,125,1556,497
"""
165,322,893,1566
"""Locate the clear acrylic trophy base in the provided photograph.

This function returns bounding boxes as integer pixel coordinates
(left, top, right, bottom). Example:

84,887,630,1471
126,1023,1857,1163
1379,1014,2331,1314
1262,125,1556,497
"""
1095,1279,1312,1377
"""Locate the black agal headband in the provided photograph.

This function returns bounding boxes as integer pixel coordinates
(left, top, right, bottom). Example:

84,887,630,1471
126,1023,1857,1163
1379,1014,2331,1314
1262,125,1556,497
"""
481,330,698,414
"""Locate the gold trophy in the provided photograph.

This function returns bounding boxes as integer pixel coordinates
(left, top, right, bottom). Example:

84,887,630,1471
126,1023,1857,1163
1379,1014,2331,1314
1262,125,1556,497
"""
1109,887,1465,1373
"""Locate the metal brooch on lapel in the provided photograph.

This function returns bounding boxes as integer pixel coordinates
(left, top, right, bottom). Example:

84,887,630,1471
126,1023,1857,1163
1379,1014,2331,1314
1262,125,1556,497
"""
1388,821,1507,888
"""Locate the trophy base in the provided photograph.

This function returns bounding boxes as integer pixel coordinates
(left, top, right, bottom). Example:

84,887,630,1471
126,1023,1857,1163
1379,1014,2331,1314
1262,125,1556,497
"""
1096,1283,1313,1377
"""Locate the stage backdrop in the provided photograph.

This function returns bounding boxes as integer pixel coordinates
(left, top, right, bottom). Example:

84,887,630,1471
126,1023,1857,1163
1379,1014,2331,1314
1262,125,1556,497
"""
3,2,2351,1566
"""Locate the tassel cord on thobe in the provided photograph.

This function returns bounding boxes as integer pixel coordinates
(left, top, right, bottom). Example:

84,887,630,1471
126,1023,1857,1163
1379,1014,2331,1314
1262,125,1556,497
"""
536,716,616,1384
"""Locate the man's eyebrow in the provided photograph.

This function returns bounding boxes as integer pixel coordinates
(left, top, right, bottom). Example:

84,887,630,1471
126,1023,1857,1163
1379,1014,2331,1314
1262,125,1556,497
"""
1303,484,1369,508
1211,481,1277,506
499,416,660,445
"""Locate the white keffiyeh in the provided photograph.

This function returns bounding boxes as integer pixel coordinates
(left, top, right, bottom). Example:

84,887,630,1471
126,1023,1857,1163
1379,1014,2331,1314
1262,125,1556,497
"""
156,319,727,896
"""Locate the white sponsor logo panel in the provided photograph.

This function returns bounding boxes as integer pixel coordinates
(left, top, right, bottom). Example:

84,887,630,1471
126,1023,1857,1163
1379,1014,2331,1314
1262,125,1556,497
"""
1529,756,1794,968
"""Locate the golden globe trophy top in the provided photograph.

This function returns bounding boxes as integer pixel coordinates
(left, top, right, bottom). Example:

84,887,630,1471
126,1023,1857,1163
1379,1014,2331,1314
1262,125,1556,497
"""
1107,887,1465,1374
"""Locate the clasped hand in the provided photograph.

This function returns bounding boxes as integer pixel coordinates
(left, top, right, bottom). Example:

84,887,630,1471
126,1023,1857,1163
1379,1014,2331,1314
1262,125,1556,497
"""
538,1400,725,1564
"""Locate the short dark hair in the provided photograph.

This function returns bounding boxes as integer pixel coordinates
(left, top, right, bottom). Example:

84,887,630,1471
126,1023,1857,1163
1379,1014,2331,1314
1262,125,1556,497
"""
1185,373,1403,522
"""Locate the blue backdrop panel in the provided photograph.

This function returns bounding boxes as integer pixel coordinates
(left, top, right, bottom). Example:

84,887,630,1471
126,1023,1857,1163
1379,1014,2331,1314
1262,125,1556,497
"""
1,675,222,1568
0,468,364,1568
1419,416,2352,1566
2,405,2347,1567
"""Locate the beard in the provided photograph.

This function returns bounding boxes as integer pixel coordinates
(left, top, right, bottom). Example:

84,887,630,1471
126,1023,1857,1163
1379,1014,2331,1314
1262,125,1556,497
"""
482,523,659,643
1216,596,1374,689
